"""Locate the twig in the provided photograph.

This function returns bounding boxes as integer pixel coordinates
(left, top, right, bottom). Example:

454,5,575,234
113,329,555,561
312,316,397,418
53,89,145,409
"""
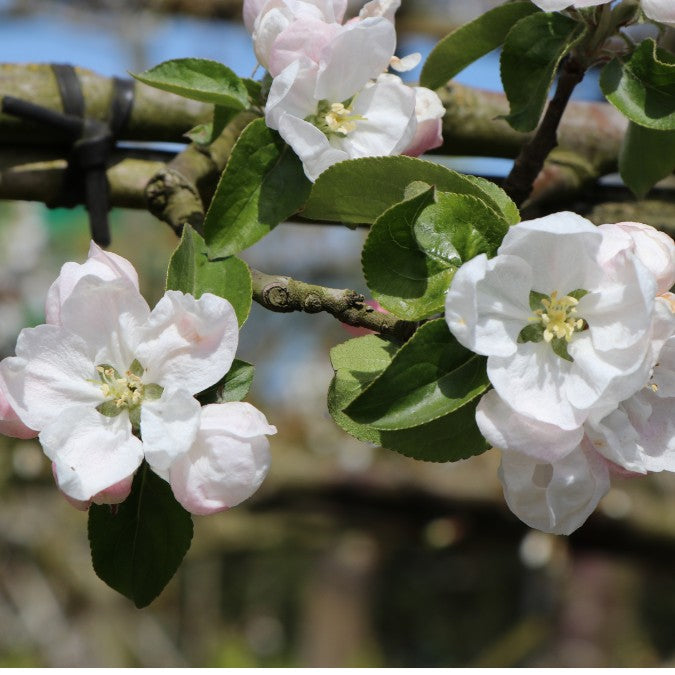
502,57,586,206
250,268,417,341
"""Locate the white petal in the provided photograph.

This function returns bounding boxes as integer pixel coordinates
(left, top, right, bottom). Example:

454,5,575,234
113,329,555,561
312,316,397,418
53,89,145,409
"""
499,440,610,535
265,58,318,130
169,402,276,515
343,74,417,157
1,325,102,431
445,253,533,357
136,291,238,395
42,406,143,502
390,53,421,73
642,0,675,25
59,276,150,371
315,17,396,102
402,86,444,157
141,388,201,473
278,112,348,180
476,389,583,462
653,335,675,398
0,372,38,439
358,0,400,21
45,242,139,325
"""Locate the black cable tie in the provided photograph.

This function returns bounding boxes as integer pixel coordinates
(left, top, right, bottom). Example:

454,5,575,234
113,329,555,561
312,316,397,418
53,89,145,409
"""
52,63,85,119
109,77,135,137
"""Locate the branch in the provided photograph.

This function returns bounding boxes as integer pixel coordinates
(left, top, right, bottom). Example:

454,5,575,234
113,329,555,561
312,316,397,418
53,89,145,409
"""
502,58,586,206
250,268,417,342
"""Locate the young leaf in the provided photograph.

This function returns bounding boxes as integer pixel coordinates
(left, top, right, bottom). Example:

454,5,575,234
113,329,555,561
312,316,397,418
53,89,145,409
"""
501,12,586,132
185,106,238,145
414,192,510,264
420,2,540,90
302,156,518,225
88,464,193,608
619,121,675,198
601,39,675,131
204,118,311,259
344,319,490,430
197,359,255,405
132,58,249,109
166,224,252,326
362,187,455,321
328,335,489,462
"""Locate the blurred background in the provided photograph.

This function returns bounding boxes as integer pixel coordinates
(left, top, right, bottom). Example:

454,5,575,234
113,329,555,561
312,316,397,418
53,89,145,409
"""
1,0,675,667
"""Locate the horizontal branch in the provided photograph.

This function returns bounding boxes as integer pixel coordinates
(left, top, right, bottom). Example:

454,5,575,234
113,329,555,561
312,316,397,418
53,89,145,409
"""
250,268,417,342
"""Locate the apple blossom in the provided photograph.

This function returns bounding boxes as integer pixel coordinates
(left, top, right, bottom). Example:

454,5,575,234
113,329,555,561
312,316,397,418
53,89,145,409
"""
402,86,445,157
530,0,610,10
169,402,275,515
0,274,241,503
641,0,675,25
445,212,658,430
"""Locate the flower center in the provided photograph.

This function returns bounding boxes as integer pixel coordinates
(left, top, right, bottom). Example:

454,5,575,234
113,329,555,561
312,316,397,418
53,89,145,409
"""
94,359,162,429
518,289,588,361
534,291,584,343
308,99,367,137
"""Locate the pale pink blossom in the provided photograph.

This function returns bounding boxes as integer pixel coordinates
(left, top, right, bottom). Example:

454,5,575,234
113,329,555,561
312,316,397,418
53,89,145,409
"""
530,0,610,10
402,86,445,157
642,0,675,26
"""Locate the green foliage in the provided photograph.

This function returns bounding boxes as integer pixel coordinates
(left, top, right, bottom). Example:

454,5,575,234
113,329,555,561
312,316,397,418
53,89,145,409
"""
197,359,255,405
345,319,490,430
328,334,489,462
362,188,454,321
420,2,539,90
185,106,239,146
302,156,519,226
601,39,675,131
132,58,249,109
500,12,586,132
88,464,193,608
166,225,252,326
619,121,675,198
414,192,510,264
204,118,311,258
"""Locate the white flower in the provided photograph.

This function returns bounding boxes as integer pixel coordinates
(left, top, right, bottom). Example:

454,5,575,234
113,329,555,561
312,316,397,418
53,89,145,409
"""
1,275,239,503
445,212,658,430
169,402,276,515
598,222,675,296
0,379,37,439
265,19,416,180
642,0,675,26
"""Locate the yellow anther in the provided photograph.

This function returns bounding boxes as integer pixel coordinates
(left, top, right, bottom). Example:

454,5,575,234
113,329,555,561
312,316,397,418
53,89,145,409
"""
536,291,583,343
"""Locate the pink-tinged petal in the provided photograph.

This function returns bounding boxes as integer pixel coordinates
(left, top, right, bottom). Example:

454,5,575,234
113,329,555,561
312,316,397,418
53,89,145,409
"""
243,0,268,32
253,6,296,68
136,291,238,395
315,17,396,102
499,439,610,535
41,406,143,502
265,58,319,129
402,86,444,157
445,253,533,358
642,0,675,26
140,388,201,473
358,0,400,22
599,222,675,295
169,402,276,515
52,463,91,511
390,53,421,73
498,212,604,295
1,325,102,431
59,276,150,371
45,241,139,325
476,390,583,463
52,464,135,510
343,74,417,157
277,112,348,180
0,373,38,439
268,18,342,76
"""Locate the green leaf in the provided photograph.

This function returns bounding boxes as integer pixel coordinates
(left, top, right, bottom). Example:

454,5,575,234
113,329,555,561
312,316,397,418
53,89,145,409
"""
185,106,239,146
328,335,489,462
167,225,252,326
420,2,540,90
517,323,545,344
197,359,255,404
204,118,311,258
88,464,193,608
344,319,490,430
501,12,586,132
601,39,675,131
302,156,519,226
243,78,263,107
132,58,249,109
619,121,675,197
362,187,455,321
529,290,548,311
414,192,510,264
